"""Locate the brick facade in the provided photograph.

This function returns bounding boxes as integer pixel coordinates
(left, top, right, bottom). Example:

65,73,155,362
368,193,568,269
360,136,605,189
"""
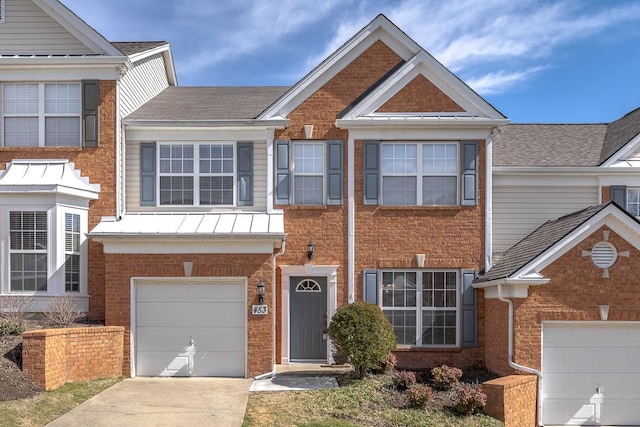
21,326,124,391
104,253,274,377
483,375,538,427
377,75,463,113
0,80,117,320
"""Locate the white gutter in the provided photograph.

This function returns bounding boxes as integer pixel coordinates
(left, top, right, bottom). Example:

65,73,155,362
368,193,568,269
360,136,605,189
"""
255,238,287,380
485,135,492,272
494,166,640,175
347,136,355,303
497,284,543,426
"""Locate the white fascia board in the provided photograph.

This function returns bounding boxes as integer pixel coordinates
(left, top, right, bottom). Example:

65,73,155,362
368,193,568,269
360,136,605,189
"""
258,15,419,120
93,236,283,254
341,51,506,120
125,125,283,142
123,120,288,129
0,59,129,81
511,207,640,279
337,117,508,131
494,166,640,175
33,0,123,56
344,126,495,141
601,133,640,167
0,185,99,200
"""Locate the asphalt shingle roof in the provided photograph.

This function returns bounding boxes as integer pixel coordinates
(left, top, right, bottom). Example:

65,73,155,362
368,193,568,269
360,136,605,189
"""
476,203,612,283
125,86,290,121
111,42,169,56
600,107,640,164
493,124,608,167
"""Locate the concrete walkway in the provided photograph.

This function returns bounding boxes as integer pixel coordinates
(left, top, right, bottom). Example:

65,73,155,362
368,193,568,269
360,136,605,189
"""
46,377,253,427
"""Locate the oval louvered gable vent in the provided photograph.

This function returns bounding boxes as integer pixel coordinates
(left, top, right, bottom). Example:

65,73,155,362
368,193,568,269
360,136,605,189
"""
591,242,617,268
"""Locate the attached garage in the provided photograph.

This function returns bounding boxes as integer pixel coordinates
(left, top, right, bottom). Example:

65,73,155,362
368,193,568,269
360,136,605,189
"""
542,322,640,426
133,280,247,377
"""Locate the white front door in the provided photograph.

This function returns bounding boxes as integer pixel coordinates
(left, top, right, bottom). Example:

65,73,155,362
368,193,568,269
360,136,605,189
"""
135,281,246,377
542,322,640,426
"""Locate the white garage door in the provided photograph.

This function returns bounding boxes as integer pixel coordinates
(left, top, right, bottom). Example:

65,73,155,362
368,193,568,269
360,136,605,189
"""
543,322,640,426
135,281,246,377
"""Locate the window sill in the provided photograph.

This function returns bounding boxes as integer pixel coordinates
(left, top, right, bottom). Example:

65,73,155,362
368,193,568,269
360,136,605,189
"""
394,346,462,353
279,205,331,210
377,205,468,211
0,146,84,151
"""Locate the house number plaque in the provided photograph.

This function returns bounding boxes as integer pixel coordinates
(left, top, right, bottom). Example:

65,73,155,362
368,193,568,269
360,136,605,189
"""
252,305,268,315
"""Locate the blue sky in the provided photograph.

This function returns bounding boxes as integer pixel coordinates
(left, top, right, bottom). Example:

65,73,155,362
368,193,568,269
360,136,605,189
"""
61,0,640,124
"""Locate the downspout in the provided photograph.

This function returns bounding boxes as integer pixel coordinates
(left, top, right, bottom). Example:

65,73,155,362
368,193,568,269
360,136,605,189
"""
254,238,286,380
347,135,355,303
497,283,543,426
485,135,493,272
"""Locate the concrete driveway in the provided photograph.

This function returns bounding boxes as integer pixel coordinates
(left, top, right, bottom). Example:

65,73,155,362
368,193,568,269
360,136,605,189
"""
46,377,253,427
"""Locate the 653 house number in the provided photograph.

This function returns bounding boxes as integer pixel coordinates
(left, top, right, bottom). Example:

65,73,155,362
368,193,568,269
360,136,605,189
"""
252,305,268,315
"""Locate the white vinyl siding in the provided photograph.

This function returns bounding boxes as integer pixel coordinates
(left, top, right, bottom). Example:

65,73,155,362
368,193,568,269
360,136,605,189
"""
493,184,598,255
119,53,170,117
0,0,92,54
126,140,268,212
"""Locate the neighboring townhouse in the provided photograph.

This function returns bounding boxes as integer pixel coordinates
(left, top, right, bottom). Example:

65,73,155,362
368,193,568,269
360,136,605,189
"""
478,108,640,425
0,0,175,318
89,14,508,378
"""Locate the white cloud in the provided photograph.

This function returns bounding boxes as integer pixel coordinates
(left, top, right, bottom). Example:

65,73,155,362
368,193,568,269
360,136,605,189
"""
465,67,547,95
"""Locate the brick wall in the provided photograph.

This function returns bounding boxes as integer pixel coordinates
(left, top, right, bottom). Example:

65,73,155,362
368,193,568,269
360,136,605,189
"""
104,253,273,378
22,326,124,391
483,375,538,427
484,298,511,375
0,80,117,320
272,39,486,366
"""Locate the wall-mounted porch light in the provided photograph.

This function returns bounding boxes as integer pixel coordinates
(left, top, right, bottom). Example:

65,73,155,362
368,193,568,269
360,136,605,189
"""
257,280,265,304
307,239,315,261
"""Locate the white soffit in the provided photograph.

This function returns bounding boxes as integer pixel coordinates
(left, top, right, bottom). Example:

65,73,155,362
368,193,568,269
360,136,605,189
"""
339,50,506,122
0,159,100,199
258,15,420,120
512,206,640,280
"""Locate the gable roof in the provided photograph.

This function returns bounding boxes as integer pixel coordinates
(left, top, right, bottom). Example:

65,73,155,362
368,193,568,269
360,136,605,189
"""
476,202,640,283
125,86,290,122
600,107,640,164
493,124,607,167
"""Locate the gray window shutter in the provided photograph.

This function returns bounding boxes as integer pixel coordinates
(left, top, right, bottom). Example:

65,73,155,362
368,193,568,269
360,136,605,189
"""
364,140,379,205
461,141,478,206
140,142,156,206
363,270,379,304
237,142,253,206
82,80,99,147
461,270,478,348
611,185,627,208
327,140,343,205
275,140,290,205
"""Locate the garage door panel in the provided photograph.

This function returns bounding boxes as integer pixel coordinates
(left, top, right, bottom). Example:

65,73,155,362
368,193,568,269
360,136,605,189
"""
135,282,246,378
137,302,245,327
543,323,640,426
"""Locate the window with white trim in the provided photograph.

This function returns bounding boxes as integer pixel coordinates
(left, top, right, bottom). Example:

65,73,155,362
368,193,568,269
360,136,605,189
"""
9,211,48,292
292,142,324,205
382,270,458,346
64,213,80,292
381,142,459,206
158,143,235,206
2,83,81,147
627,188,640,216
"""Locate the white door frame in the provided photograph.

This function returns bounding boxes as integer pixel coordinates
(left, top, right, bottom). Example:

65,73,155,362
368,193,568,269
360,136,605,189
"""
280,264,338,364
130,276,248,378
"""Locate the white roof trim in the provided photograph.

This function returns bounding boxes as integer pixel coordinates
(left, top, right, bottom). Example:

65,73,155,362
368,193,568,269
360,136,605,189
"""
90,212,286,237
511,205,640,280
337,116,509,129
340,51,505,121
601,133,640,167
258,15,420,120
0,159,100,199
32,0,123,56
127,43,178,86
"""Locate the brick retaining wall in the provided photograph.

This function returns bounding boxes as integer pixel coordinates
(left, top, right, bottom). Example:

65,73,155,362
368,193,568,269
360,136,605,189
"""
22,326,124,391
483,375,538,427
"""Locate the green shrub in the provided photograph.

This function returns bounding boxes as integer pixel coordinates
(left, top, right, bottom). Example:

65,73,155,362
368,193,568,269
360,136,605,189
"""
327,301,396,377
0,319,26,336
453,383,487,415
431,364,463,390
406,384,434,408
392,370,417,391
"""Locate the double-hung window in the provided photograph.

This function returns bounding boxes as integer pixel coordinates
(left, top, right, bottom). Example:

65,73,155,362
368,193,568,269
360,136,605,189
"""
381,142,458,205
274,139,344,206
158,143,235,206
9,211,48,292
381,270,458,346
3,83,81,147
64,213,81,292
626,187,640,216
293,142,324,205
